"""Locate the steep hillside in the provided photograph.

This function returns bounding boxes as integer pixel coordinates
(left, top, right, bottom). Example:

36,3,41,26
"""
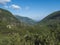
37,11,60,33
0,8,29,35
39,11,60,24
0,8,21,24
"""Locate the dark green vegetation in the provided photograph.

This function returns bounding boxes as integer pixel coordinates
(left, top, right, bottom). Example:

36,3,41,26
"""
0,8,60,45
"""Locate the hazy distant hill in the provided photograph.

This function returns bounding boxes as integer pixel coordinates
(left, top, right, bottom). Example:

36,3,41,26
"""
15,15,37,25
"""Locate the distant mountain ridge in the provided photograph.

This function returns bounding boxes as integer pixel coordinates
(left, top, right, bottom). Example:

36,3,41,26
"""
15,15,37,25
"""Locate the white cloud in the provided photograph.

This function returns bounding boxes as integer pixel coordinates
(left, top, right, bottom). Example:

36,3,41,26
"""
10,4,21,10
0,0,11,5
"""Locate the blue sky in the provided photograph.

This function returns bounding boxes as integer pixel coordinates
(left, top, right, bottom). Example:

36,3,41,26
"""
0,0,60,21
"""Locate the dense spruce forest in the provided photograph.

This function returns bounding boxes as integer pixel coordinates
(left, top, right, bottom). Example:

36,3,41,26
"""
0,8,60,45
